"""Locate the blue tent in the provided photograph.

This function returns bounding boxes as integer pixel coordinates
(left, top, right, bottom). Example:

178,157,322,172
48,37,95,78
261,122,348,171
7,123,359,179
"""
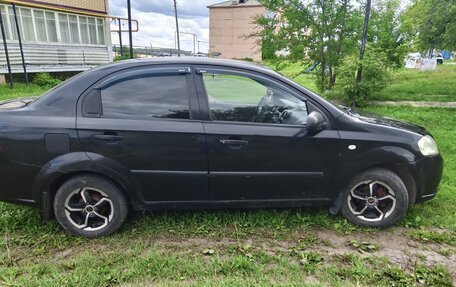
441,51,452,60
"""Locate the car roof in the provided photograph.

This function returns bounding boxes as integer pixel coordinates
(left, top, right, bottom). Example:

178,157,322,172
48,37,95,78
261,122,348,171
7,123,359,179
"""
99,57,278,75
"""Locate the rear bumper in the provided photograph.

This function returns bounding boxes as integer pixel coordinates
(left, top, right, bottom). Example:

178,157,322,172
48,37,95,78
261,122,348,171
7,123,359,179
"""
409,154,444,203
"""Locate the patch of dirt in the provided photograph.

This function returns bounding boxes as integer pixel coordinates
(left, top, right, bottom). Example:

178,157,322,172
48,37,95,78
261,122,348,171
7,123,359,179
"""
143,227,456,282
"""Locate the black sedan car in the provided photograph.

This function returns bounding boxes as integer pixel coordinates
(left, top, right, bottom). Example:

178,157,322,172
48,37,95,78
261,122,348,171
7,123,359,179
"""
0,58,443,238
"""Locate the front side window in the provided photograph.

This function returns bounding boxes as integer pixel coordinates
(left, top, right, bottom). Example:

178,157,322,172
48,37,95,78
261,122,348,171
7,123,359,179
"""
202,72,308,125
101,75,190,120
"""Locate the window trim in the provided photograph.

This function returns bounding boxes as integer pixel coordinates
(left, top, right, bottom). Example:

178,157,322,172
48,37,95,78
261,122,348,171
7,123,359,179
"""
195,66,312,127
81,66,196,121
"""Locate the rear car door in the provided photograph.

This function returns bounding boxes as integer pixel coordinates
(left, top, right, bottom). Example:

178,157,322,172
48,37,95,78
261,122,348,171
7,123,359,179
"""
195,67,340,202
76,66,208,203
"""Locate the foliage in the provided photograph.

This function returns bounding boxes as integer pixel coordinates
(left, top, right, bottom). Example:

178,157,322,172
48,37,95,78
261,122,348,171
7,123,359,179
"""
114,48,137,61
402,0,456,52
32,73,61,88
368,0,410,68
334,48,390,106
254,0,361,91
255,0,412,96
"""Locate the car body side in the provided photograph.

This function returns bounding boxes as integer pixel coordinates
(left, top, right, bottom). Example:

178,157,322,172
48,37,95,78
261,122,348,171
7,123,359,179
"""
0,59,443,218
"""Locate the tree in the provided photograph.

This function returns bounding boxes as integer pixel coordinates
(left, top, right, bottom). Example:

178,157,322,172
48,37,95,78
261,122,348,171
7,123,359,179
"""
254,0,361,91
368,0,410,67
403,0,456,53
335,47,390,106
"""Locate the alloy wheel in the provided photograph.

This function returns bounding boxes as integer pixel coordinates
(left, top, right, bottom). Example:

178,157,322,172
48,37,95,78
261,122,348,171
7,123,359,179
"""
347,180,396,222
64,187,114,231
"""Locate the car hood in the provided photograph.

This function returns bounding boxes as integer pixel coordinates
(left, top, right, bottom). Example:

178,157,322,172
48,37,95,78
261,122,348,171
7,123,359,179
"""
346,108,428,136
0,97,38,110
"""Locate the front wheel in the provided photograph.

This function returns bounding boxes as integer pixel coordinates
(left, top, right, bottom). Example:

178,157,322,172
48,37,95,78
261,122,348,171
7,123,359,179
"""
340,168,409,228
54,175,128,238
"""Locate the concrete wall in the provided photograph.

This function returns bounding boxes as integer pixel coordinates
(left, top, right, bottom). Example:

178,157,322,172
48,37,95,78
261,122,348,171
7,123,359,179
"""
209,5,265,61
21,0,107,13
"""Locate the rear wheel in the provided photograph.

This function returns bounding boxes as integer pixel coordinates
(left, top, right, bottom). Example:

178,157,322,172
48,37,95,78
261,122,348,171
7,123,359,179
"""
54,175,128,238
340,168,409,228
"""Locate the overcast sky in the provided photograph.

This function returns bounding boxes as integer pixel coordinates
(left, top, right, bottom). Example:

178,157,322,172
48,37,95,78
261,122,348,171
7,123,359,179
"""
109,0,222,53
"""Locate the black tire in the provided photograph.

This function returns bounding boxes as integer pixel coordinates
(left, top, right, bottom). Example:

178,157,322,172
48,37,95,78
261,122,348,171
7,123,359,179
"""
340,168,409,228
54,175,128,238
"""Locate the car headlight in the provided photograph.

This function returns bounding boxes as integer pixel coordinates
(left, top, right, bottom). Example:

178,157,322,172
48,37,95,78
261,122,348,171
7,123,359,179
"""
418,135,439,156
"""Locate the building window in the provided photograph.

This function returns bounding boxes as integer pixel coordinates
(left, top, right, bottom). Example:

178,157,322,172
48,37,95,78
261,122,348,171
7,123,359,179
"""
79,16,89,44
0,4,106,46
88,17,97,45
34,10,47,42
20,8,35,41
58,13,70,43
8,7,20,40
0,6,10,40
45,11,58,42
69,15,79,44
97,18,105,45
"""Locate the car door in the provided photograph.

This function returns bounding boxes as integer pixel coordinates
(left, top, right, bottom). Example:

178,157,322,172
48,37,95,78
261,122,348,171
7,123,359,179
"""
194,67,340,202
76,66,208,203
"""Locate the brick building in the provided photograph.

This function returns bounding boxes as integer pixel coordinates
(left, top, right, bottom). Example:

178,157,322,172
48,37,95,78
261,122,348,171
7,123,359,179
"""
0,0,112,80
208,0,265,62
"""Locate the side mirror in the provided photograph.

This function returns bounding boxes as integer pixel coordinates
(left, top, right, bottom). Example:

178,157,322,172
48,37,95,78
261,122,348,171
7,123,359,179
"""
306,111,326,134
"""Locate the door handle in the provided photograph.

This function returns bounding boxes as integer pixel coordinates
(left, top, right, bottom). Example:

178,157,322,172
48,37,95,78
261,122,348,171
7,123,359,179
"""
93,133,124,142
220,139,248,149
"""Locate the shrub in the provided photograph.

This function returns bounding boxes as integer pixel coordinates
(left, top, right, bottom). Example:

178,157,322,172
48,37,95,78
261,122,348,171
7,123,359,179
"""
334,48,391,107
32,73,61,88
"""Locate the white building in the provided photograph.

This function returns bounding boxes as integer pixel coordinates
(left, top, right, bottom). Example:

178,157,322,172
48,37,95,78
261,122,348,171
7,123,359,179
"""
0,0,113,82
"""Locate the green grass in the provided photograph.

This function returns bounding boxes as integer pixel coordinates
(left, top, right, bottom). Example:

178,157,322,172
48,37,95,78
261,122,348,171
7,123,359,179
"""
0,83,50,101
371,64,456,102
268,61,319,92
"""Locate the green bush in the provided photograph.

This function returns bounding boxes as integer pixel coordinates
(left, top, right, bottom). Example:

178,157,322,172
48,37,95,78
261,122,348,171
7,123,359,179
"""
334,48,391,106
32,73,61,88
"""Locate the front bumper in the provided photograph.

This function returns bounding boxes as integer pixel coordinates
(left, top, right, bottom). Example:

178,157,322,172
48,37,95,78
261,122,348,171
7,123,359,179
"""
408,154,444,203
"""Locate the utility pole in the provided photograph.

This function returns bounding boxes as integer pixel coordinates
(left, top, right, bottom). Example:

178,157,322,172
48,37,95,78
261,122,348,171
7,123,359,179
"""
12,3,28,84
127,0,133,59
118,18,123,57
354,0,372,107
174,0,181,57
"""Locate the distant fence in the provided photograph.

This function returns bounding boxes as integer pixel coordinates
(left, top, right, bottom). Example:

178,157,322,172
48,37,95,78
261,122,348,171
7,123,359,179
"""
112,45,197,58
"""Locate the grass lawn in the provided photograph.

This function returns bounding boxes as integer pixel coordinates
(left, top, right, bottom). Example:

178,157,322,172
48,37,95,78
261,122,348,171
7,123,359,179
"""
0,83,50,101
0,102,455,285
371,64,456,102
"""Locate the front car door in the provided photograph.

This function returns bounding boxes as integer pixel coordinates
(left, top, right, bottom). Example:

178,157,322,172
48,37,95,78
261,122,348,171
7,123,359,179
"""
194,67,340,204
76,66,208,203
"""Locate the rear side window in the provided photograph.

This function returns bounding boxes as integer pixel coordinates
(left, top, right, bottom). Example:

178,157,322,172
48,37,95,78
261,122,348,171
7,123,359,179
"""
101,75,190,119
